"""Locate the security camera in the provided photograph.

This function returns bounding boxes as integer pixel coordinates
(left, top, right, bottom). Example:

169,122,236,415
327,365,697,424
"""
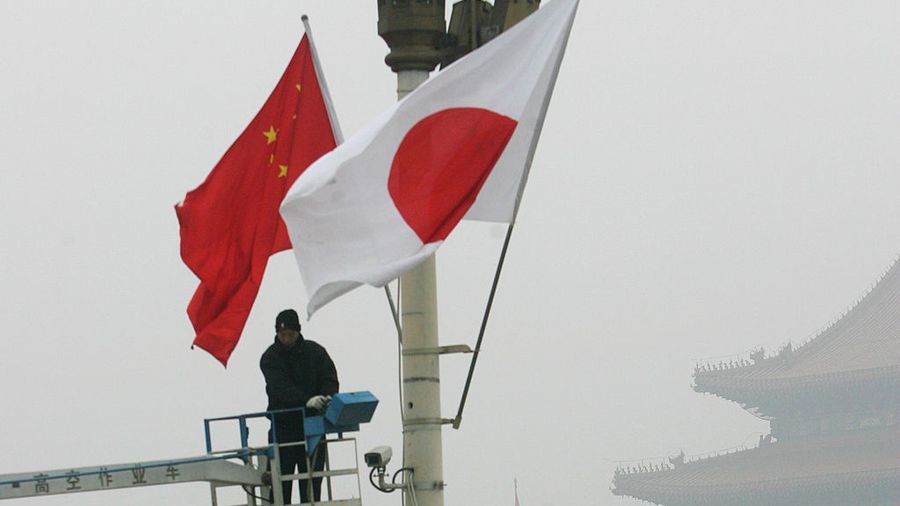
364,446,392,469
366,446,408,493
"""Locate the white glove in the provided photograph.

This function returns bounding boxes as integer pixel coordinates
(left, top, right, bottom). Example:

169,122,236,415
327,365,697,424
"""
306,395,331,411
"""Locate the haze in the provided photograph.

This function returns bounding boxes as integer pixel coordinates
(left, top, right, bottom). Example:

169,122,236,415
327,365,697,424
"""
1,1,899,505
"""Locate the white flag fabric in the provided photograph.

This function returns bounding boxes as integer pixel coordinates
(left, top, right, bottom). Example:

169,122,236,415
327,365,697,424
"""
281,0,579,316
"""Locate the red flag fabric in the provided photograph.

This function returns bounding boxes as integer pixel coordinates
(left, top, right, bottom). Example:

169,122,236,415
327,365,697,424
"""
176,35,336,366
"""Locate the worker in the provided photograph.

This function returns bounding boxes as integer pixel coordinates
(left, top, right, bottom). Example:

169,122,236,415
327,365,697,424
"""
260,308,339,504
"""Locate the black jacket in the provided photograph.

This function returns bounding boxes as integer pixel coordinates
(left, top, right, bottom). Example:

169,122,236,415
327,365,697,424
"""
260,336,339,437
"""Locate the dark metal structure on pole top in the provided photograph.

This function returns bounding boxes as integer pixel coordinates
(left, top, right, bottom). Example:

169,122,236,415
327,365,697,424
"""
377,0,540,72
377,0,446,72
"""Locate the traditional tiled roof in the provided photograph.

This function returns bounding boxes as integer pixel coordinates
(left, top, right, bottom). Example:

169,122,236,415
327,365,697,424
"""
694,257,900,401
612,427,900,505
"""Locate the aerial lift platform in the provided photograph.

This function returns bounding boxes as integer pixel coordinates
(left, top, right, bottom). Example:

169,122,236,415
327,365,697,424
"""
0,391,378,506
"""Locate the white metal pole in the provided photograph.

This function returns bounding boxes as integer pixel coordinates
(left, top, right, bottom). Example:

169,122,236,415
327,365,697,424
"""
398,69,445,506
301,15,344,145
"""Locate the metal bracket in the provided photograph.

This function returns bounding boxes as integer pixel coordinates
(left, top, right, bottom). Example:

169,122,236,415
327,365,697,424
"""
403,417,456,426
413,480,446,491
402,344,473,356
401,417,455,434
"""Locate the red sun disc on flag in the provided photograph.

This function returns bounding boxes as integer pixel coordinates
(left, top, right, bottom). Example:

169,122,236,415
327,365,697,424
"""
388,107,518,244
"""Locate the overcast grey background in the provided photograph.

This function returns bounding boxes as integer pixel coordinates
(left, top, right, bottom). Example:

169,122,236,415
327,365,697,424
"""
2,1,900,505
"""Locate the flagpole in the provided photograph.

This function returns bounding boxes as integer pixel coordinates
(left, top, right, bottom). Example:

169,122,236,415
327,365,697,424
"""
301,15,344,145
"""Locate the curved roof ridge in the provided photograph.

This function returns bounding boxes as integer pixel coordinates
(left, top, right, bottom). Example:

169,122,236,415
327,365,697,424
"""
694,252,900,386
611,427,900,503
789,253,900,359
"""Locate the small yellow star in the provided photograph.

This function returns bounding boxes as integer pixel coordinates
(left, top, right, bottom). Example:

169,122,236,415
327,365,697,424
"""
269,153,274,165
278,164,289,178
295,84,302,93
263,126,278,145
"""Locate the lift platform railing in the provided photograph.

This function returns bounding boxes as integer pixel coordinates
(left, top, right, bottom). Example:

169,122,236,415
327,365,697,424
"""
204,407,364,506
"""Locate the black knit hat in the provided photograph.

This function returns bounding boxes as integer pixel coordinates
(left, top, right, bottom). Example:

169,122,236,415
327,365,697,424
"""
275,309,302,332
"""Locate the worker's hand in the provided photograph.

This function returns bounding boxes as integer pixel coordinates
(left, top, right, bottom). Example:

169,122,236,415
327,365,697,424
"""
306,395,330,411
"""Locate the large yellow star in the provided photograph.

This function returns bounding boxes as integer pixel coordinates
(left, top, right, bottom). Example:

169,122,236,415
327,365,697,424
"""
278,164,289,178
263,126,278,145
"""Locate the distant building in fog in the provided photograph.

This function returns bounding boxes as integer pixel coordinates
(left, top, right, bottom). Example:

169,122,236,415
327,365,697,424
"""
612,258,900,505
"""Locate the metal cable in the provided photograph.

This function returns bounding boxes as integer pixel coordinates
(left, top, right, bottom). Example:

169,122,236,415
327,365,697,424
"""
407,468,419,506
393,467,418,506
242,484,271,504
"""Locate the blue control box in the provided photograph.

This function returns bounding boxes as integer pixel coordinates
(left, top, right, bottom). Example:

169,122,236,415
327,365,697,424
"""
303,391,379,455
325,391,379,426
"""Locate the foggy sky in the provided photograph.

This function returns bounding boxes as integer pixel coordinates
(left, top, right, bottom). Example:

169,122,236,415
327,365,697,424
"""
2,1,900,505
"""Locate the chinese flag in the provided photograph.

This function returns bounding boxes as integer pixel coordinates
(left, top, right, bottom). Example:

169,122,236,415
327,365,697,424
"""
176,35,337,366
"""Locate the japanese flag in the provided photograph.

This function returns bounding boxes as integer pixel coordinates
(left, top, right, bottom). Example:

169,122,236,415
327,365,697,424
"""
281,0,579,316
